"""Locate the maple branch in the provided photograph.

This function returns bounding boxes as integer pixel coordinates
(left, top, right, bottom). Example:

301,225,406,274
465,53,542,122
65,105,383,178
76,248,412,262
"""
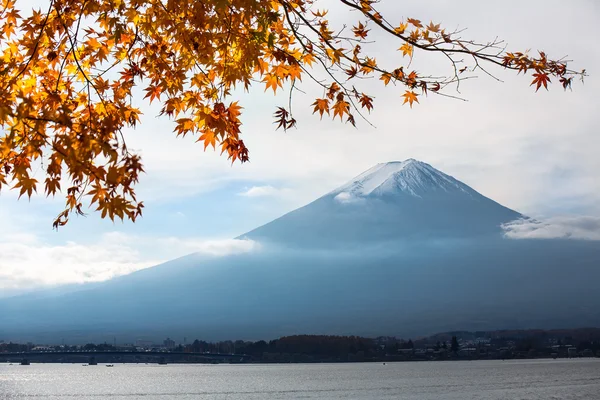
340,0,506,66
55,7,95,97
285,4,439,89
54,1,86,92
287,78,296,122
16,119,100,206
339,0,582,78
282,3,374,127
56,5,135,158
12,0,54,82
298,7,485,105
55,37,75,91
220,7,235,98
94,25,139,79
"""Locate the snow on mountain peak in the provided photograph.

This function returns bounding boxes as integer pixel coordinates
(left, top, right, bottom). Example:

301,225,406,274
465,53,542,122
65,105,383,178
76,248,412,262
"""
332,159,473,201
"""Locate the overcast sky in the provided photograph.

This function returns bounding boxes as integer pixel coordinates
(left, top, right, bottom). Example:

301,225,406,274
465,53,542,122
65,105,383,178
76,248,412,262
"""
1,0,599,293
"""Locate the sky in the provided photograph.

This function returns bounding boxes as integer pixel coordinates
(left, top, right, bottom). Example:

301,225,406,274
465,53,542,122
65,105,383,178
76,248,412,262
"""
1,0,599,294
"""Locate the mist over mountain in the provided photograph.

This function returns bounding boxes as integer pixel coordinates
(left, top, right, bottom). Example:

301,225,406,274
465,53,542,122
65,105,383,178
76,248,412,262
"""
1,160,599,343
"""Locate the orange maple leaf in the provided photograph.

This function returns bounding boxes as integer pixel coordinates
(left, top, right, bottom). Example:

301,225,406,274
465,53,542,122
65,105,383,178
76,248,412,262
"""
227,102,243,120
13,176,38,199
311,98,330,119
143,85,162,103
198,130,217,150
332,99,350,120
402,91,419,107
263,73,281,93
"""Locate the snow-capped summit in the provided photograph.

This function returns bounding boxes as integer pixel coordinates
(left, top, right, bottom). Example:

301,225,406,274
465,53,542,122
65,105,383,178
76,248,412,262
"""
332,159,473,199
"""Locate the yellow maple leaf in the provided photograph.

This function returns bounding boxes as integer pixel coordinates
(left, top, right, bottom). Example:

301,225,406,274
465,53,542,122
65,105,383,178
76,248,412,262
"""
399,43,413,58
394,22,408,35
325,48,345,65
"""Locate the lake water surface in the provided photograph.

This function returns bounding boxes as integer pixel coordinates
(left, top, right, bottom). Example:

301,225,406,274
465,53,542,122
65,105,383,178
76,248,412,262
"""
1,359,599,399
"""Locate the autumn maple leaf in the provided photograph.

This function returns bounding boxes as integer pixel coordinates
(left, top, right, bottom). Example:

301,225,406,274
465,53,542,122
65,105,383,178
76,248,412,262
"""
399,43,413,58
273,107,296,131
531,73,551,92
352,22,370,39
263,73,281,93
198,130,217,150
325,48,345,66
407,18,423,28
332,99,350,120
13,176,38,199
394,22,408,35
227,102,243,120
426,22,441,33
359,94,373,112
311,98,330,119
380,73,392,86
143,85,162,103
402,91,419,107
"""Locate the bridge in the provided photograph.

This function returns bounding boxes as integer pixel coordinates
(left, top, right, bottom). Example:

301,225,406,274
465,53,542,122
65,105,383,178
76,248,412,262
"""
0,351,250,365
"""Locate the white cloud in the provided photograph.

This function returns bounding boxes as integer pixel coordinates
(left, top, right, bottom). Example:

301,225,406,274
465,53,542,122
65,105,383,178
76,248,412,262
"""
0,236,153,291
502,216,600,241
0,232,259,291
154,237,260,257
238,185,292,198
334,192,364,204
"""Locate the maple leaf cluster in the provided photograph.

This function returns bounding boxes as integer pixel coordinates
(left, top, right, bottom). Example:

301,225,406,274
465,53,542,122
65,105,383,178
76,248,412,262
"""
0,0,584,227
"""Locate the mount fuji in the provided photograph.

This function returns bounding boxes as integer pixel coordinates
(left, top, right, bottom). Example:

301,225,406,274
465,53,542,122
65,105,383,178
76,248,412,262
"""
1,159,599,343
242,159,522,247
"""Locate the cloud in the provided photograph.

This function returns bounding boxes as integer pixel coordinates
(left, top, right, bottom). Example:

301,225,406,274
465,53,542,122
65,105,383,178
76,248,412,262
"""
0,232,259,291
0,236,153,292
334,192,364,204
502,216,600,241
238,185,291,198
155,237,260,257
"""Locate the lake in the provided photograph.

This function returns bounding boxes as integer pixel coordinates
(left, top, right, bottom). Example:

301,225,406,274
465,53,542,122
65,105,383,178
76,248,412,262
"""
1,359,599,399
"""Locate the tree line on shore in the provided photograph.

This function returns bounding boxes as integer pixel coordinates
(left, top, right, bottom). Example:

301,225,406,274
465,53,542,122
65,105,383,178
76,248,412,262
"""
3,328,600,361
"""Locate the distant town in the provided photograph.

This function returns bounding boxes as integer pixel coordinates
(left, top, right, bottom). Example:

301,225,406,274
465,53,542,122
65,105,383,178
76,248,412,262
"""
2,328,599,365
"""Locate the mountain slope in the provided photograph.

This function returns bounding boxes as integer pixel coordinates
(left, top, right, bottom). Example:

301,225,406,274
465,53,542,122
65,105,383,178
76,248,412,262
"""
241,159,521,247
1,238,598,343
